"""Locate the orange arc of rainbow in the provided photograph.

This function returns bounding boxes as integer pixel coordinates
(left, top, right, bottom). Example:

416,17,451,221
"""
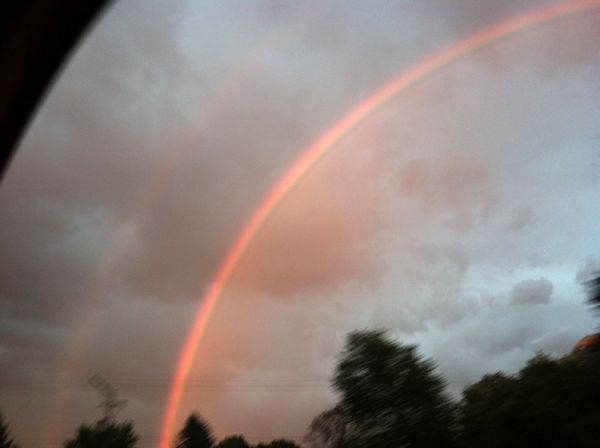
158,1,600,446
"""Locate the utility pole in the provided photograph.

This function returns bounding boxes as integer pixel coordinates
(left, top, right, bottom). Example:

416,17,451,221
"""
88,374,127,424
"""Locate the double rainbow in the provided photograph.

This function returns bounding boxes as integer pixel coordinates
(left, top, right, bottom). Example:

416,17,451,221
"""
158,2,600,447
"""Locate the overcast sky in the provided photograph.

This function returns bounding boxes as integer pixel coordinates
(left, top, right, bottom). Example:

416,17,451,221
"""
1,1,600,447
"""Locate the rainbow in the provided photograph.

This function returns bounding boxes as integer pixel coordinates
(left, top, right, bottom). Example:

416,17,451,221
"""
157,1,600,446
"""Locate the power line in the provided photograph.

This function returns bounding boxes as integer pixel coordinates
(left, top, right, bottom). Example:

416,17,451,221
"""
1,377,336,392
2,376,467,391
17,433,306,448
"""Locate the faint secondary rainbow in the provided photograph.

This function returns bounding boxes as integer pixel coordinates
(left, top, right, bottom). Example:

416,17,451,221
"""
157,1,600,446
45,3,329,442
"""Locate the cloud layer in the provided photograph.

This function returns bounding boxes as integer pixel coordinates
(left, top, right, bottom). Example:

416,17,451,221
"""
1,1,600,446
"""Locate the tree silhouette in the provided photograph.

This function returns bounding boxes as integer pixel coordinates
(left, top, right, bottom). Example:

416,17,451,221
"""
175,413,214,448
308,330,457,448
255,439,301,448
215,435,250,448
585,274,600,316
459,351,600,447
582,273,600,357
63,420,138,448
0,414,17,448
459,372,520,447
304,405,358,448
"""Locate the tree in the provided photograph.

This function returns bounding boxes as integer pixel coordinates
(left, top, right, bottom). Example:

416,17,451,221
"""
175,413,214,448
0,414,17,448
585,274,600,314
63,420,138,448
304,405,360,448
215,436,250,448
459,352,600,448
255,439,301,448
585,273,600,354
308,330,457,448
459,372,521,447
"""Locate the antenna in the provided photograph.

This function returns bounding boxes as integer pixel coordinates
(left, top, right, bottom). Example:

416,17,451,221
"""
88,374,127,423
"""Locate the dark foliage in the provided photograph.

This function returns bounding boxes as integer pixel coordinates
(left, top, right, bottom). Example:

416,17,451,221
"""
215,435,250,448
585,274,600,316
305,405,359,448
176,413,215,448
307,330,458,448
255,439,301,448
63,420,138,448
459,351,600,447
0,414,16,448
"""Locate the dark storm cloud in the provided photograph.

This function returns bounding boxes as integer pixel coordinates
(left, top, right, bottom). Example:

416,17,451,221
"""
0,0,188,324
0,196,97,323
0,1,194,437
0,319,66,387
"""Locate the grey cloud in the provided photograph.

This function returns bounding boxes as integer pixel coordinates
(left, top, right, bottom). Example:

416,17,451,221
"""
575,257,600,285
0,0,189,322
525,11,600,78
530,326,589,358
0,319,67,387
112,74,318,301
506,206,534,233
509,277,553,305
415,0,600,79
417,296,595,396
398,153,496,232
413,0,546,35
